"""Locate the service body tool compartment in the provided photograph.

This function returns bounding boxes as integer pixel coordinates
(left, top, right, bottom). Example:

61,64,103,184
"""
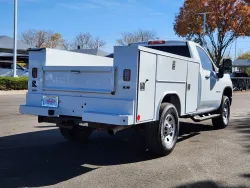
43,66,116,94
137,51,157,122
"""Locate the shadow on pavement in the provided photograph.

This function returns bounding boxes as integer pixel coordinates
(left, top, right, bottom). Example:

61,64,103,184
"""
229,115,250,153
176,180,247,188
0,128,152,188
0,121,238,188
178,121,214,142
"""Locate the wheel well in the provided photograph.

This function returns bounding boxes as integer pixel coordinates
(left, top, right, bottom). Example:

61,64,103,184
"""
223,87,232,104
161,94,181,115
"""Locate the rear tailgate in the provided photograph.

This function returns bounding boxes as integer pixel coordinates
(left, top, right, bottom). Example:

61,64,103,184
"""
43,66,116,94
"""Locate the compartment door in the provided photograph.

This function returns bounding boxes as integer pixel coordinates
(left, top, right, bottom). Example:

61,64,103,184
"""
137,51,157,122
186,62,199,113
42,66,115,94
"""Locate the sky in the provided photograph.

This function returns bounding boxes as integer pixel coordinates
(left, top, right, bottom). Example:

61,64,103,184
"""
0,0,250,58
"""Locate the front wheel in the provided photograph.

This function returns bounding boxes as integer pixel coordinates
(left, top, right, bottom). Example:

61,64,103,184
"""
145,103,179,156
212,96,230,129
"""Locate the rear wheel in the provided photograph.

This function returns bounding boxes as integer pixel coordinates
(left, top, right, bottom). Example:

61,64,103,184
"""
59,127,76,141
212,96,230,129
145,103,179,156
59,125,93,143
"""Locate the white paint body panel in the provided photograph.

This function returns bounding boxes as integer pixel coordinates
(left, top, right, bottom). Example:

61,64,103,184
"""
43,66,115,94
186,62,199,113
137,51,157,122
20,42,233,126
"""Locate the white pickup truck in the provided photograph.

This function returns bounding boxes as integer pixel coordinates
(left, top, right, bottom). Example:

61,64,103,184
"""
20,40,233,156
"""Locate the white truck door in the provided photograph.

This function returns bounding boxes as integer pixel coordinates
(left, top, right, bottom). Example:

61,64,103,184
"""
196,47,221,110
137,51,157,122
186,62,199,113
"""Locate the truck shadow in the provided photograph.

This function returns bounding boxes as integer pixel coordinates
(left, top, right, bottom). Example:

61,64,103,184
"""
176,180,248,188
178,121,214,142
229,115,250,153
0,120,240,188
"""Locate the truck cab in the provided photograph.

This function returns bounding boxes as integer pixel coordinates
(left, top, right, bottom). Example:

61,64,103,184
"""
20,40,233,156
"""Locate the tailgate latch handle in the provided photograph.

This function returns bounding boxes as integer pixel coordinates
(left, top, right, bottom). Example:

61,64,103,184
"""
71,70,81,74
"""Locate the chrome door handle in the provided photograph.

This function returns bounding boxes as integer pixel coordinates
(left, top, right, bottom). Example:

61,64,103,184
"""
205,75,210,79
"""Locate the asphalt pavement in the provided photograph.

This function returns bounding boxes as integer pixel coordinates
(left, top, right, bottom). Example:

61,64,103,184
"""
0,93,249,188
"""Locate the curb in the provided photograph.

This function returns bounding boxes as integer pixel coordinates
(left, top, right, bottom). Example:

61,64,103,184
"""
0,90,27,95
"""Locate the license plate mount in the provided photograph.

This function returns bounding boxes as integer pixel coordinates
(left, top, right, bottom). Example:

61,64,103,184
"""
42,96,59,108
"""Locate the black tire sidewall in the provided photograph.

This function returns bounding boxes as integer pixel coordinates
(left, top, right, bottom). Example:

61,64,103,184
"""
158,104,179,152
59,126,93,142
75,126,93,142
59,127,77,141
221,96,230,126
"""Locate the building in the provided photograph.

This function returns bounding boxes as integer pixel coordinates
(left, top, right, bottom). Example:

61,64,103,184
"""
0,35,33,54
0,36,34,67
232,59,250,72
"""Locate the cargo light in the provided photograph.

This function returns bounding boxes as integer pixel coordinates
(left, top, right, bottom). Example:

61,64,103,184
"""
32,68,38,78
123,69,131,82
148,40,166,45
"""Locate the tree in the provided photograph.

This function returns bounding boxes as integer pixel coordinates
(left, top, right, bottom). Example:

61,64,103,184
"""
174,0,250,65
71,33,106,49
21,29,66,49
236,52,250,75
237,52,250,60
117,29,157,46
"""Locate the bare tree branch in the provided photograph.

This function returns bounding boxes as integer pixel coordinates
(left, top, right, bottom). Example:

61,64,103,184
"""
117,29,157,46
21,29,65,49
71,33,106,49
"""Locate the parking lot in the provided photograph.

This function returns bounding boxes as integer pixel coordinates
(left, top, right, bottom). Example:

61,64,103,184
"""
0,92,249,188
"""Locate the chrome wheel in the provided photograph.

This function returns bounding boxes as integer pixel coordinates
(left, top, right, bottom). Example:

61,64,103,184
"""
162,114,176,146
223,101,229,125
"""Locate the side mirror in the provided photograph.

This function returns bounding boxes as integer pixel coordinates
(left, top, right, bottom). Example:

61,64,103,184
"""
218,58,233,78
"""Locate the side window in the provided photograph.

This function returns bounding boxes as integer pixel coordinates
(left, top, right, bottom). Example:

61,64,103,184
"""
17,64,22,70
0,62,11,69
196,47,214,71
12,64,22,70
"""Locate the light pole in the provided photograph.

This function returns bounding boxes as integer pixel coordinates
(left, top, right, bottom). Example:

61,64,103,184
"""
197,12,212,45
197,3,211,46
13,0,18,77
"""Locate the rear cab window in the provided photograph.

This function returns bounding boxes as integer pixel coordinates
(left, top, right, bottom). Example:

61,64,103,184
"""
147,44,191,58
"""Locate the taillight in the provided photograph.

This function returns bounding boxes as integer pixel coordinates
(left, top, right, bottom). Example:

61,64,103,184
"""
148,40,166,45
123,69,131,82
32,68,38,78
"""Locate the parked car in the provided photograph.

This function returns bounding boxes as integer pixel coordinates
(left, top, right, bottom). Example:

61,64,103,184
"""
20,40,233,156
0,61,28,77
230,71,249,78
230,71,250,91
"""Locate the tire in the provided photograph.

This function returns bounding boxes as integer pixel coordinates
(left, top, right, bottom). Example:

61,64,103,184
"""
145,103,179,156
74,126,93,143
59,127,76,142
212,96,230,129
59,125,93,143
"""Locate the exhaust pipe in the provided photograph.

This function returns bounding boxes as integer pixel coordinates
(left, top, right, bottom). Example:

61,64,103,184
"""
108,126,131,136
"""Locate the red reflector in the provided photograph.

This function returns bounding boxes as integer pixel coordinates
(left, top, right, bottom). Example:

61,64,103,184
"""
148,40,166,45
123,69,131,81
137,115,141,121
32,68,37,78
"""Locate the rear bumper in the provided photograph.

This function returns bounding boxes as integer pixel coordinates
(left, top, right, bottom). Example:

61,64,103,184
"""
20,105,134,126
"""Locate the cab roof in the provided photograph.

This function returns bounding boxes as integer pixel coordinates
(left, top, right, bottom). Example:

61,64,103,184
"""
129,40,191,47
